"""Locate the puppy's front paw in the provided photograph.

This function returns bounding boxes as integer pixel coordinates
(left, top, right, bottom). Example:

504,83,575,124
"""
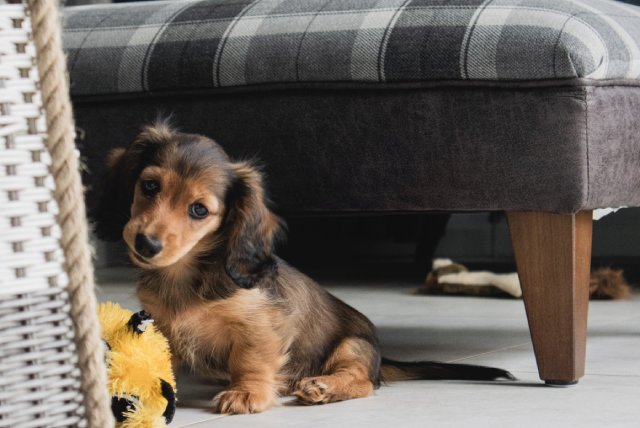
212,388,275,414
294,377,331,404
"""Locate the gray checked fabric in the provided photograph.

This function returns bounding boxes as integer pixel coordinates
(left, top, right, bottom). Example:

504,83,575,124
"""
63,0,640,96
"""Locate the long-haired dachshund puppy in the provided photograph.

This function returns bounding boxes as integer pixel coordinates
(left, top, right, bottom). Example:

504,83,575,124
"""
95,122,514,415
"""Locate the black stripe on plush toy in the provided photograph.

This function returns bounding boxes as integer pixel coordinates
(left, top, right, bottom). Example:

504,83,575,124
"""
128,310,154,334
160,379,176,424
111,395,139,422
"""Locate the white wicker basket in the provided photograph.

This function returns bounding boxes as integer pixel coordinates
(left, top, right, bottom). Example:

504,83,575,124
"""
0,2,86,427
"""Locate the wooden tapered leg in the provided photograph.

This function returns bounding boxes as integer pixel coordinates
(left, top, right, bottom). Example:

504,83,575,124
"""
507,211,592,385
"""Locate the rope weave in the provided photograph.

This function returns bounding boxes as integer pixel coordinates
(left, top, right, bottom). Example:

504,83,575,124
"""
25,0,114,426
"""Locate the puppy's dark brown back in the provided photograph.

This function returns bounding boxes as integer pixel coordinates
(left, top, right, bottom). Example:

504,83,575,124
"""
267,260,381,385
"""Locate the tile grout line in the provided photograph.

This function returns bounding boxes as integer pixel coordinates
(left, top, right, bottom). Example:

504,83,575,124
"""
175,415,228,428
585,373,640,379
446,342,532,363
589,314,640,328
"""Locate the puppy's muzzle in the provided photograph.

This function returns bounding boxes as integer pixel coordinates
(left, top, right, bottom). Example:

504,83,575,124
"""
135,233,163,258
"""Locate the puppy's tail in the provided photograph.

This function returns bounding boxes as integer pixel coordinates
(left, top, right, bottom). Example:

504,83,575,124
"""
380,357,515,382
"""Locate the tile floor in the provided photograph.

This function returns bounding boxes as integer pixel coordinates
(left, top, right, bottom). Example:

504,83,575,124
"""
96,267,640,428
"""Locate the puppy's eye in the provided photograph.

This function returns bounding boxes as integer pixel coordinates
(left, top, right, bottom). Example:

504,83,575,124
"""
141,180,160,198
188,203,208,220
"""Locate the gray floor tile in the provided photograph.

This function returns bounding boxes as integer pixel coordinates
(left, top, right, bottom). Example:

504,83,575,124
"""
95,268,640,427
171,408,225,427
329,286,532,362
182,375,640,428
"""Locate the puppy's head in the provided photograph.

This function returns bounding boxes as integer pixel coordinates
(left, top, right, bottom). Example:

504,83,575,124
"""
94,122,282,287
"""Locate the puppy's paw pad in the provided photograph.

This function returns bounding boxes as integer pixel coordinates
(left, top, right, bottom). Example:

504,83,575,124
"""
294,377,331,404
212,389,272,414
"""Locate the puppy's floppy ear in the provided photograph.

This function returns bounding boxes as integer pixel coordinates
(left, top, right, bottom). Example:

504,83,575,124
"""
224,162,284,288
92,122,175,241
92,146,133,241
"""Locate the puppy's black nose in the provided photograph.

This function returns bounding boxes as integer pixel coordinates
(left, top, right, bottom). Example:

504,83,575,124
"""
135,233,163,258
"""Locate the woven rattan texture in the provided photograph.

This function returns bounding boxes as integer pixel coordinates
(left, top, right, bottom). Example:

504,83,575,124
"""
0,3,85,427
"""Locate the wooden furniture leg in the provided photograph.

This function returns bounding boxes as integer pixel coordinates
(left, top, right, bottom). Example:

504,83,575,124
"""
506,211,592,385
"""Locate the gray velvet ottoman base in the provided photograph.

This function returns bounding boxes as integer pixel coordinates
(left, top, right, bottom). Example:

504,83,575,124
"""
76,82,640,216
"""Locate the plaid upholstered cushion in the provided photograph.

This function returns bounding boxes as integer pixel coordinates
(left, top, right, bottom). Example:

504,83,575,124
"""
63,0,640,95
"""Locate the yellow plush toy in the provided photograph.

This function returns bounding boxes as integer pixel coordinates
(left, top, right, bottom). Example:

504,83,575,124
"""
98,302,177,428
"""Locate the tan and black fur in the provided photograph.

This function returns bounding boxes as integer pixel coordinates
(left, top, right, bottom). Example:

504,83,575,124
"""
95,122,514,414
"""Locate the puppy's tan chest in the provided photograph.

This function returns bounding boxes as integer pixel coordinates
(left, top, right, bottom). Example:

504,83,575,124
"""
137,287,281,379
